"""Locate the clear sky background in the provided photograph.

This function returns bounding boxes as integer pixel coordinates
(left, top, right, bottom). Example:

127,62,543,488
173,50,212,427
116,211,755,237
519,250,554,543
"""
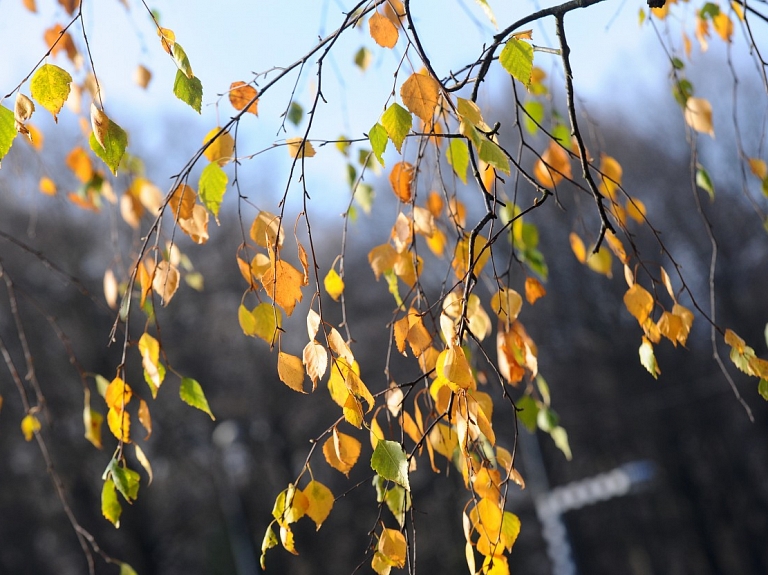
0,0,745,212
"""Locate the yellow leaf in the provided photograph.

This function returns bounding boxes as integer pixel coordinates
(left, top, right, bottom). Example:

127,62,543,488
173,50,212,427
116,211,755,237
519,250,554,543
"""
586,246,613,277
328,327,355,365
452,234,489,280
261,258,304,316
749,158,767,179
377,528,406,568
624,284,654,325
383,0,405,27
303,340,328,390
394,316,409,355
152,261,180,306
626,197,646,224
138,398,152,440
599,154,623,201
278,352,307,393
471,497,503,557
179,204,210,244
134,65,152,89
429,422,458,459
21,414,41,441
26,124,43,150
400,72,440,123
250,210,284,249
139,332,165,396
279,525,298,555
203,127,235,166
436,345,474,391
426,227,447,257
157,26,175,53
684,97,714,137
83,389,103,449
168,183,196,221
134,443,153,485
389,161,415,203
229,81,258,115
303,480,334,530
323,428,362,476
490,288,523,323
286,137,316,158
369,243,399,279
107,407,131,443
672,303,694,346
524,277,546,304
657,311,683,346
105,377,133,412
569,232,586,263
66,146,94,183
324,268,345,301
369,11,399,48
713,12,733,42
427,190,444,217
534,140,572,187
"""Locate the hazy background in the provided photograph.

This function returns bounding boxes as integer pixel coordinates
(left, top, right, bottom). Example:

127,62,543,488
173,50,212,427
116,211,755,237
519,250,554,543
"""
1,1,768,574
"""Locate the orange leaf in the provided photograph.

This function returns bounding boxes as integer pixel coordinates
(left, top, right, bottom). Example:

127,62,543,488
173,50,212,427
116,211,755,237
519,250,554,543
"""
323,428,361,476
39,177,56,195
278,352,307,393
524,277,546,304
534,140,572,187
66,146,93,183
229,81,258,115
261,259,304,316
624,284,654,325
152,261,180,306
389,161,415,203
369,11,398,48
401,72,440,123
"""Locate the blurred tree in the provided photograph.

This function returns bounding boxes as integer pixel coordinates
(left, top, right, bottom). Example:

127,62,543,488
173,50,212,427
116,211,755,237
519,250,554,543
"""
1,1,767,574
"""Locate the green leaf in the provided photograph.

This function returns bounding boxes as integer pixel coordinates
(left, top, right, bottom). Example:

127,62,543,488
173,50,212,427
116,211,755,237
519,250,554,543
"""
473,0,497,26
354,46,372,71
287,102,303,126
101,478,122,527
639,338,661,378
671,57,685,70
500,39,533,88
523,100,544,135
384,269,403,307
260,525,278,570
119,563,139,575
30,63,72,121
522,247,548,280
108,459,140,502
700,2,720,18
549,426,572,460
381,103,412,153
180,377,215,420
173,69,203,113
446,138,469,184
369,122,388,166
383,483,411,527
516,394,538,432
0,105,16,165
478,137,510,174
370,439,410,491
673,79,694,108
172,43,193,78
354,183,375,215
758,379,768,401
89,119,128,176
536,406,558,432
199,162,228,220
695,164,715,201
551,123,571,146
